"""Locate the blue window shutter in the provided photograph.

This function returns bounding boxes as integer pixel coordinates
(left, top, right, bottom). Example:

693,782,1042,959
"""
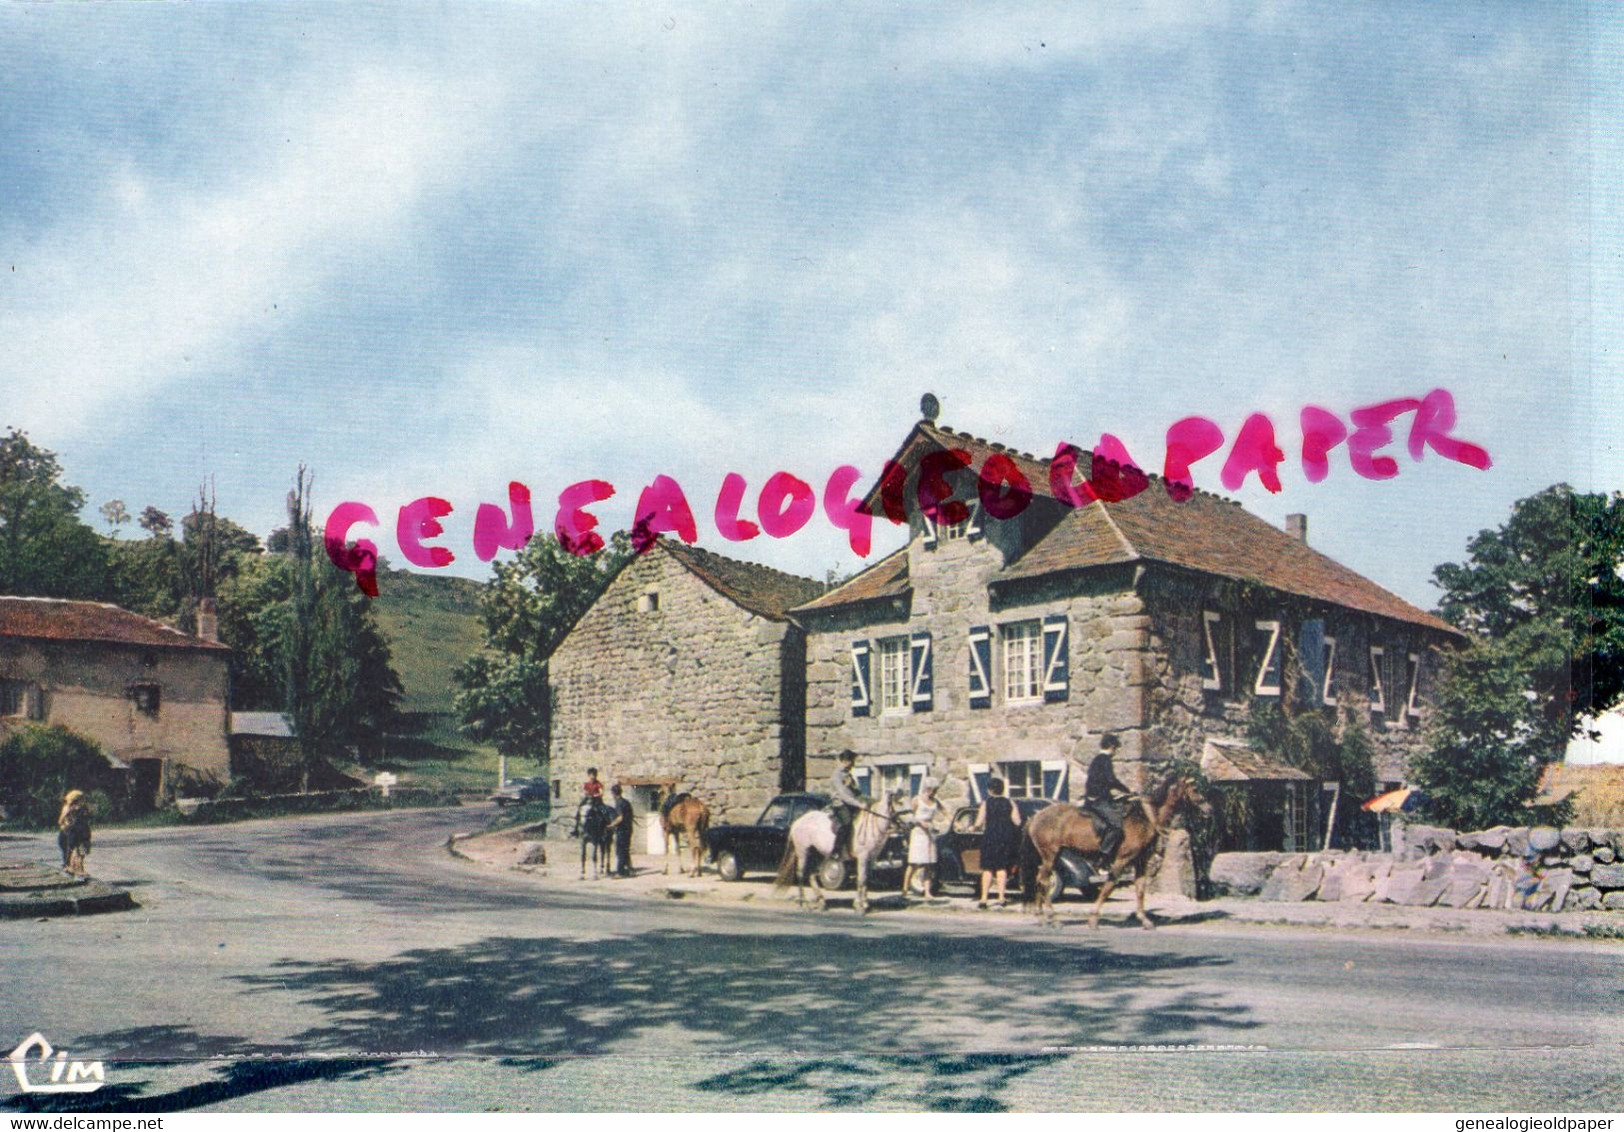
910,631,933,712
850,640,871,717
966,500,984,541
921,509,938,549
968,626,992,709
1042,615,1070,702
1041,759,1069,801
1298,619,1326,703
968,762,991,803
908,765,925,797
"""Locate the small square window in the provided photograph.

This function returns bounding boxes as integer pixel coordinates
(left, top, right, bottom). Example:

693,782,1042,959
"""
131,683,161,717
638,590,660,613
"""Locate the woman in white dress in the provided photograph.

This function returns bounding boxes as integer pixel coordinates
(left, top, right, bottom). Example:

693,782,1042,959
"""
904,778,942,898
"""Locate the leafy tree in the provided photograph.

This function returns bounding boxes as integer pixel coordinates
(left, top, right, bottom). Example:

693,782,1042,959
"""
99,499,130,534
0,725,129,828
455,532,633,766
0,428,110,598
138,505,172,538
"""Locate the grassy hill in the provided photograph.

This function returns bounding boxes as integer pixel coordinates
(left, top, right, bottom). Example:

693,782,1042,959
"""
369,565,487,716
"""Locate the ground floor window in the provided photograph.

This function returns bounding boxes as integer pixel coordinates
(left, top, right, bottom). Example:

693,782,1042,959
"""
998,760,1044,800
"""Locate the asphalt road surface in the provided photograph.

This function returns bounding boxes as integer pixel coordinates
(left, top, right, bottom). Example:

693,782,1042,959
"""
2,807,1621,1113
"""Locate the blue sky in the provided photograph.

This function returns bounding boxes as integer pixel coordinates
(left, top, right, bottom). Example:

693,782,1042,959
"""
1,2,1617,608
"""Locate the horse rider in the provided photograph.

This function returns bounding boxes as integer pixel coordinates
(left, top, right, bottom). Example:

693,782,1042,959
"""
1082,734,1134,862
573,766,605,836
827,749,870,860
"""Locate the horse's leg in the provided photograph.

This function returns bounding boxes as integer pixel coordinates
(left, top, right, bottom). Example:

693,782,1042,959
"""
1135,865,1155,929
855,856,868,915
1088,870,1120,930
663,827,672,875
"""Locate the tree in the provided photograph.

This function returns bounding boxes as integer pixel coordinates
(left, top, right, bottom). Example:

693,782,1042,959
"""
138,506,172,538
455,532,632,766
100,499,130,535
0,428,110,598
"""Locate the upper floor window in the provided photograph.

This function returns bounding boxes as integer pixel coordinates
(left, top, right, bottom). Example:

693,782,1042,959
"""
638,589,660,613
1253,620,1283,696
877,637,912,714
1369,646,1387,714
131,682,161,718
1002,621,1043,704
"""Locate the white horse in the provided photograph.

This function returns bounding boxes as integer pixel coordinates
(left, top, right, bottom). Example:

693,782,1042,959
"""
774,790,901,914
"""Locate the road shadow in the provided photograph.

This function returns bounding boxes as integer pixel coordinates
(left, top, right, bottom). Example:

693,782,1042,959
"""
15,928,1257,1112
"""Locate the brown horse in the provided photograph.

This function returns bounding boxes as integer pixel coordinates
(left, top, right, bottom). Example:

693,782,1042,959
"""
661,793,711,876
1020,774,1211,929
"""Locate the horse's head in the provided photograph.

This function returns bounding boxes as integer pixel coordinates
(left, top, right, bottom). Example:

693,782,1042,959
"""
1155,773,1213,823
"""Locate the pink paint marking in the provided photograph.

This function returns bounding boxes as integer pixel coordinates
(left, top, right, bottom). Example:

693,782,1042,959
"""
473,481,535,562
823,464,873,556
759,471,816,539
1163,416,1224,502
1407,388,1492,470
918,448,971,525
1219,413,1285,493
877,459,908,525
555,479,616,557
1300,405,1349,484
977,452,1032,520
323,501,380,597
714,473,761,542
631,474,698,554
1348,397,1422,480
397,497,455,568
1049,442,1099,508
1090,434,1149,502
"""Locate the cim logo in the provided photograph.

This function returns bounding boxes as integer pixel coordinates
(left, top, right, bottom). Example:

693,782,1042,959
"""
9,1032,105,1094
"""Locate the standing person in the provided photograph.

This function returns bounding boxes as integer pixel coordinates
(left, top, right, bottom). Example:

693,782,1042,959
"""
57,790,92,877
975,777,1021,908
608,785,636,878
827,749,869,860
903,778,942,898
1082,734,1134,863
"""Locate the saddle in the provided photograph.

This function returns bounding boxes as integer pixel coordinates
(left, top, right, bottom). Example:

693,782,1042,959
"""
661,791,691,821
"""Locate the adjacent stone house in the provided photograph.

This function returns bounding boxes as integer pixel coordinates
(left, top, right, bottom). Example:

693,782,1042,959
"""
0,596,231,801
793,411,1463,852
548,541,824,824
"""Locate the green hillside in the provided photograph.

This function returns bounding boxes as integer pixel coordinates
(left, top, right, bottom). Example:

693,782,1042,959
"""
370,565,487,715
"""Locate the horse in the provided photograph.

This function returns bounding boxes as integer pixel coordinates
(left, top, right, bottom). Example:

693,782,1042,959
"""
773,789,902,914
1020,773,1211,929
575,797,614,879
660,792,711,877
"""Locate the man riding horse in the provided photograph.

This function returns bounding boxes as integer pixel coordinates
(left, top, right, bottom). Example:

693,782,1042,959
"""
1082,734,1133,862
827,749,869,860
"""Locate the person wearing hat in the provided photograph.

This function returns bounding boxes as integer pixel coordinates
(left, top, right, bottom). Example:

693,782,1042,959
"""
826,750,869,860
57,790,92,877
903,777,943,898
1083,734,1133,862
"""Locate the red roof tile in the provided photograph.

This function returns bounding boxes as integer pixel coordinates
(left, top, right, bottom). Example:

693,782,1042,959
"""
793,545,911,613
0,597,229,651
659,542,825,621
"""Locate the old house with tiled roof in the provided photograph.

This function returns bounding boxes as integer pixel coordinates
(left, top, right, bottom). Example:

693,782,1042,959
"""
793,404,1464,853
547,540,825,824
0,596,231,801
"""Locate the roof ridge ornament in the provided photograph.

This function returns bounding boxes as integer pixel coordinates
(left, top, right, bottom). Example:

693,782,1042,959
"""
920,392,940,423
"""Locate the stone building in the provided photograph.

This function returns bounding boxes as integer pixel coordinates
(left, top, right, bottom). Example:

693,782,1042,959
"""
793,410,1463,852
548,540,824,824
0,596,231,801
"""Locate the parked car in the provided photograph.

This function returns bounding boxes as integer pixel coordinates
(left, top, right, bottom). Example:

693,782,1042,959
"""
933,798,1105,902
489,777,550,807
706,792,908,889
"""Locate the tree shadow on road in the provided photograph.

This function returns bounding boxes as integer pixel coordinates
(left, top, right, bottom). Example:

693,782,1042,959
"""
13,928,1258,1112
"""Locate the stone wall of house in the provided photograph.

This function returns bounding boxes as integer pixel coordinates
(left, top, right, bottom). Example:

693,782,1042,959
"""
1141,569,1444,782
1211,825,1624,912
802,533,1154,810
548,548,802,825
0,637,230,777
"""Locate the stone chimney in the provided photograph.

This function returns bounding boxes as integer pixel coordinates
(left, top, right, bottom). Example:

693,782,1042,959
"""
196,597,219,644
1285,513,1308,544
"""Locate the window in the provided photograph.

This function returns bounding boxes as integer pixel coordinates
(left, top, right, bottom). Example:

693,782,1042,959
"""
1369,646,1387,713
1201,612,1224,691
759,797,795,828
0,679,33,718
638,589,660,613
1404,653,1422,718
874,763,925,798
131,683,161,717
939,517,969,541
877,637,911,714
1321,636,1339,705
1253,620,1283,696
1002,621,1042,704
998,760,1044,799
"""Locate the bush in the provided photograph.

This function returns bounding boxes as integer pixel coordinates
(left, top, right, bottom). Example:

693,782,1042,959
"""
0,725,129,828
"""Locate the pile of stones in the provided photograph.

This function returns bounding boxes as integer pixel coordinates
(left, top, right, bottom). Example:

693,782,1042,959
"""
1209,825,1624,912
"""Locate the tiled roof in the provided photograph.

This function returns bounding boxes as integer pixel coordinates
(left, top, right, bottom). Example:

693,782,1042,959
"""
659,542,825,621
0,596,228,651
861,420,1058,513
1201,739,1315,783
231,711,294,738
793,545,911,613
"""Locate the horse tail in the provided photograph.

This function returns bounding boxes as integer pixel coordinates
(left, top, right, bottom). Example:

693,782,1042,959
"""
1019,825,1041,906
773,837,798,891
696,808,711,852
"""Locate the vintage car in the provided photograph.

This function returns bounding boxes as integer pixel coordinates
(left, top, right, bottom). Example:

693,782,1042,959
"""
706,792,907,889
489,776,551,808
932,798,1106,902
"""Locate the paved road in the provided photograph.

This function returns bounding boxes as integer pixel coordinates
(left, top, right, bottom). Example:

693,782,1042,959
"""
1,807,1620,1112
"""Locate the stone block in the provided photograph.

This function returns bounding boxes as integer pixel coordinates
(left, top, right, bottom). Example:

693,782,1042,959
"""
1544,868,1575,912
1382,864,1426,905
1504,828,1530,858
1209,852,1283,897
1595,846,1616,865
1603,891,1624,911
1570,854,1593,874
1560,828,1592,853
1338,861,1381,903
1467,826,1512,853
1271,862,1324,902
1528,826,1562,852
1406,857,1452,906
1442,859,1491,908
1588,863,1624,889
515,841,548,866
1149,829,1197,899
1567,885,1602,911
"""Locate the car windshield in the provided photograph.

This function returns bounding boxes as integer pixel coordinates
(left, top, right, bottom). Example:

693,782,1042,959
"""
758,799,794,828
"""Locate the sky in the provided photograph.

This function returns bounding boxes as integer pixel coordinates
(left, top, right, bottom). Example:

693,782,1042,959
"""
1,2,1618,610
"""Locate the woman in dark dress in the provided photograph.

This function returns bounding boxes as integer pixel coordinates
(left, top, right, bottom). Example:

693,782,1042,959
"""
975,777,1022,907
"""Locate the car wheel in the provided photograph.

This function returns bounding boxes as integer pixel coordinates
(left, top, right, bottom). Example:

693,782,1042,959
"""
818,855,848,890
1045,868,1065,904
716,850,743,882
